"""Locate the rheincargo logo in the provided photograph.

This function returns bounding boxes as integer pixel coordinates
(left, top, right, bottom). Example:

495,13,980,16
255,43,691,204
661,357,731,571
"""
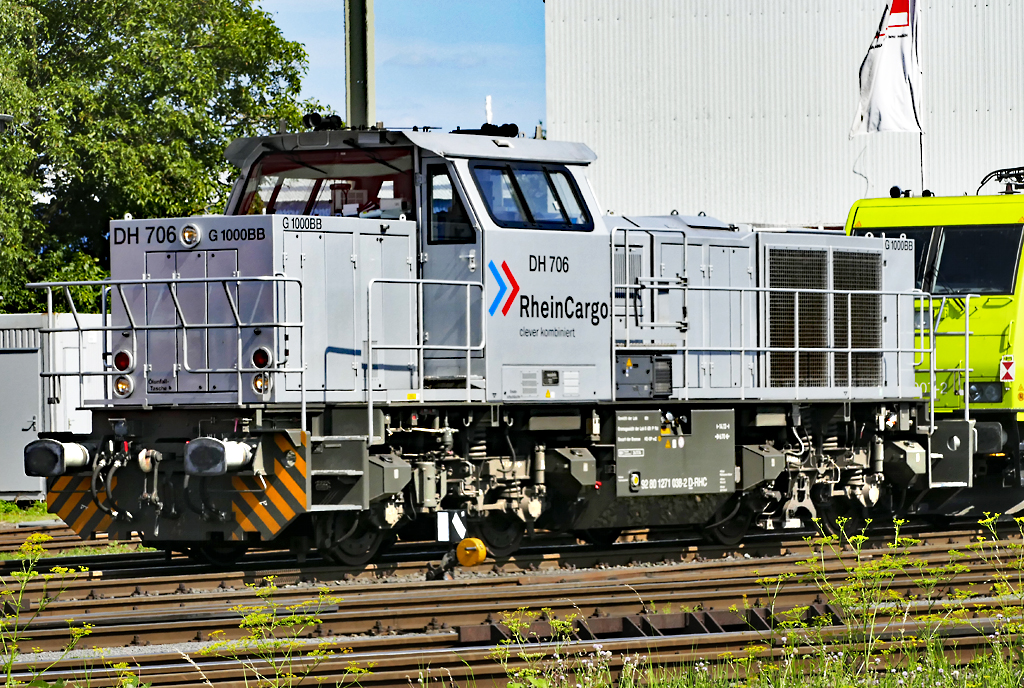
519,294,609,326
488,259,609,326
488,260,519,316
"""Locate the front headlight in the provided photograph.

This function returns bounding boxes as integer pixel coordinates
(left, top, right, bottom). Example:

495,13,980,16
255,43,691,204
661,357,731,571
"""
968,382,1003,403
113,375,134,398
179,224,202,248
252,372,272,395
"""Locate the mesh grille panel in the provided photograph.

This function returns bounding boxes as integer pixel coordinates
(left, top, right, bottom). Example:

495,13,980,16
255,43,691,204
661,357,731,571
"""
833,251,883,386
613,247,643,299
768,249,828,387
653,358,672,395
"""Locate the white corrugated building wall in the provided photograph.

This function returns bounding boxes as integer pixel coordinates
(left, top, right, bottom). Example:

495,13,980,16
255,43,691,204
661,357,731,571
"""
546,1,1024,226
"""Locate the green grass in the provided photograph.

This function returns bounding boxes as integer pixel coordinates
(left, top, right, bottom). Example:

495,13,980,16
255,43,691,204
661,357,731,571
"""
0,501,57,524
0,541,155,561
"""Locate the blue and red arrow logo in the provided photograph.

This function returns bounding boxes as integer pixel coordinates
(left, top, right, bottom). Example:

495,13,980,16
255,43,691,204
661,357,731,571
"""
488,260,519,316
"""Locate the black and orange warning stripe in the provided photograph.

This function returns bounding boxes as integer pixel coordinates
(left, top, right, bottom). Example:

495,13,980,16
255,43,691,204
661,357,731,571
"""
48,432,308,544
228,431,309,541
47,474,116,535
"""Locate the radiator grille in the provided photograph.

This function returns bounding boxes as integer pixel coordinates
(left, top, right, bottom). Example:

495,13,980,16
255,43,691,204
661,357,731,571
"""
767,249,828,387
833,251,882,386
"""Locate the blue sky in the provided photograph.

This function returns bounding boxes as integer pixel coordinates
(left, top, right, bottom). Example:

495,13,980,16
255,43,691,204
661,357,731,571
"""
257,1,546,133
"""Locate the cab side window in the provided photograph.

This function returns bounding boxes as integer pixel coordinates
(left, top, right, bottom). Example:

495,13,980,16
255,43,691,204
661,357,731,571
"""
428,165,475,243
469,160,593,231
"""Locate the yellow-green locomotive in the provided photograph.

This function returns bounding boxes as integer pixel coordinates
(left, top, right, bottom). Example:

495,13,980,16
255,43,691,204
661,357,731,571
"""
847,168,1024,515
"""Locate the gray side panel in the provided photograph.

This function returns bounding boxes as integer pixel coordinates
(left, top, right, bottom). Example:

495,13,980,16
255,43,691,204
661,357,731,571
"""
176,250,207,391
146,252,177,393
0,350,45,498
325,233,357,391
709,246,732,388
687,243,706,388
303,232,328,393
375,234,416,390
208,249,239,392
283,231,304,392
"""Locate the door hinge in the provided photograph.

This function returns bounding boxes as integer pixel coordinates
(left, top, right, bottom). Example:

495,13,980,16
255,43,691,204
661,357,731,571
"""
414,172,424,186
419,252,429,264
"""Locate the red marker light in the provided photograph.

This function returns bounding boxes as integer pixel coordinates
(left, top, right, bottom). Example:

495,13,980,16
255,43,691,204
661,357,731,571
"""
113,351,132,371
252,347,272,369
594,481,602,489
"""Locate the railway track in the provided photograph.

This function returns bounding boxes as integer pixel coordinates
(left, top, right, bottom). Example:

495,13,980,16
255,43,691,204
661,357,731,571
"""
6,525,1022,685
2,523,1019,685
11,534,1013,649
14,581,1022,686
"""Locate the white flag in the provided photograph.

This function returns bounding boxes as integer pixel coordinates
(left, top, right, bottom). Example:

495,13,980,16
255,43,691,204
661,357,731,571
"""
850,0,922,136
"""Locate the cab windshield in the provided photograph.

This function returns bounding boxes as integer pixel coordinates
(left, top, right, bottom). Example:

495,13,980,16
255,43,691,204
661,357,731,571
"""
233,148,415,219
855,224,1023,294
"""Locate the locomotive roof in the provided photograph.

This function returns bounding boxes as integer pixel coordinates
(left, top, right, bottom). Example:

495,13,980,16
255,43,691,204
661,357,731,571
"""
224,129,597,171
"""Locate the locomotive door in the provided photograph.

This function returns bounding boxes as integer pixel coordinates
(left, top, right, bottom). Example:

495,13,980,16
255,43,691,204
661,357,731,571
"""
708,246,752,388
419,157,484,384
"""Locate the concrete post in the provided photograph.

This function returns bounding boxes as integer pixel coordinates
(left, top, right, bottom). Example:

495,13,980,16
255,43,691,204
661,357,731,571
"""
345,0,375,129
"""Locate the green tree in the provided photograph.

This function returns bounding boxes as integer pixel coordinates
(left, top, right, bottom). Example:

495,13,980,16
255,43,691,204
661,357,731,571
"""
0,0,315,312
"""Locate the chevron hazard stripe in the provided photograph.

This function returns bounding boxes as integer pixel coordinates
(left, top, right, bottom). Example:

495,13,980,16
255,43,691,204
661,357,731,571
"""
229,431,308,540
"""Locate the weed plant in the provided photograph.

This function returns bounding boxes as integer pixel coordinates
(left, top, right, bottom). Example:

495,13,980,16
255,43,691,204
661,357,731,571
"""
201,574,370,687
0,533,92,685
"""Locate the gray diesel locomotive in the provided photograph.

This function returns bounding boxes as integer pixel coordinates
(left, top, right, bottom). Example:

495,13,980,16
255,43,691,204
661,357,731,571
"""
24,121,945,565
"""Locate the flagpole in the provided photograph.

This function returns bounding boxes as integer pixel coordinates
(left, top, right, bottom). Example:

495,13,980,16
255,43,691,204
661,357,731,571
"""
919,133,925,192
917,2,925,193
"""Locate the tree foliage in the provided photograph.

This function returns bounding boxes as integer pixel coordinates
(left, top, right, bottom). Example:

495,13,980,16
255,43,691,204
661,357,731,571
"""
0,0,315,312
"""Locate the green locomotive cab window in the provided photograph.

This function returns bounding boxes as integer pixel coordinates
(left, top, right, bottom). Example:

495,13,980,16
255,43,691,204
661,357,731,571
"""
932,225,1023,295
470,160,593,231
854,224,1023,294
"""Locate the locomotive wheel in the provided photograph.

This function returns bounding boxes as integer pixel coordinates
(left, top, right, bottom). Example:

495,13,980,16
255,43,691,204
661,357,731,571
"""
705,510,754,546
704,495,754,546
315,512,387,567
576,528,623,548
475,512,525,559
189,543,248,568
817,496,866,540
